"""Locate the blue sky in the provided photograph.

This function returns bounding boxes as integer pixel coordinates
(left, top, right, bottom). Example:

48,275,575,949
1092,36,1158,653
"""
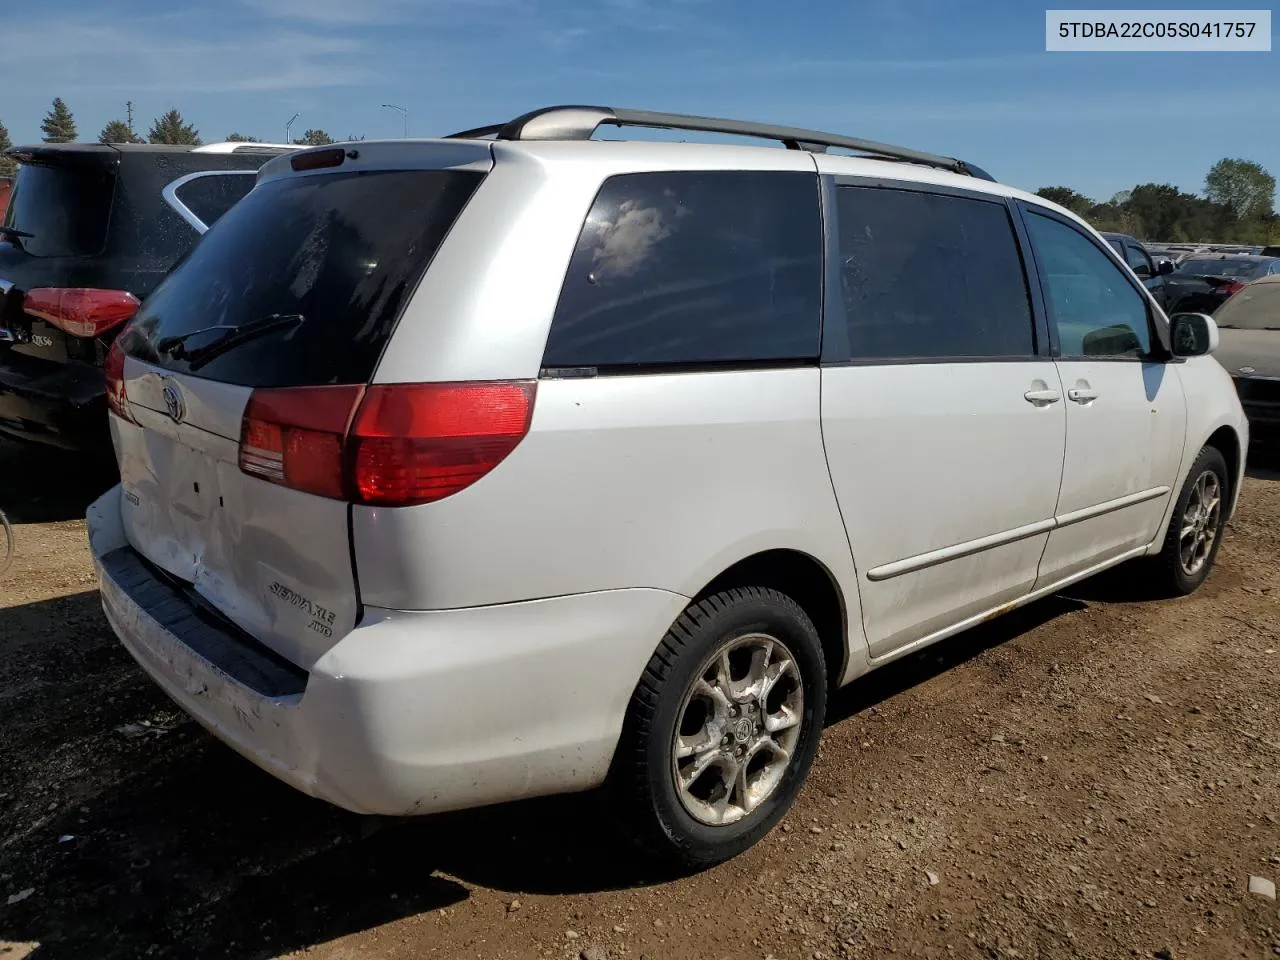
4,0,1276,201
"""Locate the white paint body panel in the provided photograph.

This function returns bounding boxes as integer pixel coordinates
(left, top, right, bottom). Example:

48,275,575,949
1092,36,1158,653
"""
821,362,1066,658
1035,360,1187,586
112,359,357,670
1150,355,1250,536
353,370,859,617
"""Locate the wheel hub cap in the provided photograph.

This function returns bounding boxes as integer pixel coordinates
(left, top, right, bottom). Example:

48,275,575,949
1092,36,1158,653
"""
1178,469,1222,577
671,632,804,826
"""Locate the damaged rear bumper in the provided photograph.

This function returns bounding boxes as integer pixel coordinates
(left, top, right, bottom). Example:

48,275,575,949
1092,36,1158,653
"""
87,485,688,817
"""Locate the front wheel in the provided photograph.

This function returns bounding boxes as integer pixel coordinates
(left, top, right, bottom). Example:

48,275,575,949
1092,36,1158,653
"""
1151,446,1230,595
610,587,827,870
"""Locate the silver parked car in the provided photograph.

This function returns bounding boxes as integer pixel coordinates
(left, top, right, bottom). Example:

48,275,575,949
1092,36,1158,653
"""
88,106,1248,868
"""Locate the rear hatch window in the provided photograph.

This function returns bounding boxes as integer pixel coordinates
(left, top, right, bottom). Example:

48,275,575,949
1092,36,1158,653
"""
4,160,116,258
125,169,485,387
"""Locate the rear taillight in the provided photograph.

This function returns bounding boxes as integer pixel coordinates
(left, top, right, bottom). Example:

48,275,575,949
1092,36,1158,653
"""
239,385,364,500
1219,281,1247,297
350,382,537,506
104,338,133,422
23,287,140,338
238,381,536,506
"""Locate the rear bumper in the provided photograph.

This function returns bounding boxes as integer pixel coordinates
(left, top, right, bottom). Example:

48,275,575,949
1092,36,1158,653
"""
0,351,108,450
87,486,688,816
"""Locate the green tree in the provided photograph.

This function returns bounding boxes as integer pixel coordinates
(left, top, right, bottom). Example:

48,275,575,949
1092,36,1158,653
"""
1205,158,1276,219
226,132,261,142
41,98,78,143
0,120,15,179
148,109,202,146
99,119,144,144
1035,186,1094,218
293,128,334,146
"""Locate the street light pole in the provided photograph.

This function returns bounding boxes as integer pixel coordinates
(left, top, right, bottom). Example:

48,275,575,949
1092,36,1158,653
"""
382,104,408,138
285,113,300,144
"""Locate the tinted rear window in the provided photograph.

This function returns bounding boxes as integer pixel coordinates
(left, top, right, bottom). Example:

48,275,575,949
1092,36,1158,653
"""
828,185,1034,361
172,172,257,229
543,171,822,370
3,161,116,257
124,169,483,387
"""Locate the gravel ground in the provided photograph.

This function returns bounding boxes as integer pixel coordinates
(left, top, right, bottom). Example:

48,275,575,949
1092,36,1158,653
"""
1,438,1278,960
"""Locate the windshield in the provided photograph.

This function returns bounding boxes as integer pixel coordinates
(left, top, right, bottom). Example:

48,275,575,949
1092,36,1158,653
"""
1178,258,1267,278
1213,282,1280,329
123,168,484,388
3,161,116,258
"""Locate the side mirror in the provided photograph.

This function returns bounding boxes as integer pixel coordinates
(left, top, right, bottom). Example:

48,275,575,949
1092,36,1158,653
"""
1158,259,1175,275
1170,313,1219,357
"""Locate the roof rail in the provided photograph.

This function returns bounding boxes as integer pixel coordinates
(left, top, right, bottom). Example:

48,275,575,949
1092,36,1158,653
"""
446,105,994,181
192,141,296,155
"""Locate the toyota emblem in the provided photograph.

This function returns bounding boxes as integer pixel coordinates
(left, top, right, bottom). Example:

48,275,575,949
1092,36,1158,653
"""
161,379,186,424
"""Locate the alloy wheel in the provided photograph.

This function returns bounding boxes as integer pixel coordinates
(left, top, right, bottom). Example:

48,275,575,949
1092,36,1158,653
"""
671,632,804,826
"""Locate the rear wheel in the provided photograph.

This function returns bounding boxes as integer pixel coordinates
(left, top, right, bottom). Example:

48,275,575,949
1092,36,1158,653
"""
610,587,827,870
1150,445,1229,595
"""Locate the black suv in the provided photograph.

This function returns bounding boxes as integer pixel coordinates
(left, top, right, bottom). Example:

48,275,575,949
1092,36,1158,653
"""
0,141,291,451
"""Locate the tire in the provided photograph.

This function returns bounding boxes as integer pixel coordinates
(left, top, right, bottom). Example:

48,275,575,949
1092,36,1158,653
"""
1150,445,1230,596
609,586,827,870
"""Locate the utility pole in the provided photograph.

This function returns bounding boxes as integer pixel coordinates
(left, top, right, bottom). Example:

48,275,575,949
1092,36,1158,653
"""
382,104,408,138
126,101,134,135
285,112,300,144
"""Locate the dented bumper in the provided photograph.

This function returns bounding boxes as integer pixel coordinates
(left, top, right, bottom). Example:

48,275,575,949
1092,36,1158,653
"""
88,485,688,817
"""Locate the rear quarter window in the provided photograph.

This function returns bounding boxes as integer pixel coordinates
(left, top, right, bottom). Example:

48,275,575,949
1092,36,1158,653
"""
169,171,257,231
543,170,823,370
124,169,484,387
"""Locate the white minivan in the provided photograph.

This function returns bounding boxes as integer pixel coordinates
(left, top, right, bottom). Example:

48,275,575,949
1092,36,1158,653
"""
88,106,1248,868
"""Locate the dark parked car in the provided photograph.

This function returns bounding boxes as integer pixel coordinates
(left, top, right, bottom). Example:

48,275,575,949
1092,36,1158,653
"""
1213,274,1280,446
1100,232,1177,311
0,141,292,451
1173,254,1280,315
1260,245,1280,258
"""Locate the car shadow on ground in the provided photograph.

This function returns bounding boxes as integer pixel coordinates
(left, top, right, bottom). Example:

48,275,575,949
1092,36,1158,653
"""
1246,444,1280,481
0,586,1096,959
0,440,116,525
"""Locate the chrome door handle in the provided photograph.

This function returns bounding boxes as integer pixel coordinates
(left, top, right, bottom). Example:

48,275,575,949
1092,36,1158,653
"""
1068,388,1099,403
1023,389,1061,405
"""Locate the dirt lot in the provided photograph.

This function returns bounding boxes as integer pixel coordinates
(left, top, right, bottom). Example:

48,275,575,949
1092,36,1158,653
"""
1,439,1278,960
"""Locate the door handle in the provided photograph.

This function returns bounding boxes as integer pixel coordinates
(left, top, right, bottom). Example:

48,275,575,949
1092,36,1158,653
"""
1023,389,1061,405
1068,388,1099,403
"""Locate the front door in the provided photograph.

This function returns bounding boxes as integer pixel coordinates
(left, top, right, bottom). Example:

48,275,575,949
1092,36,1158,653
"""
817,173,1066,659
1021,207,1187,586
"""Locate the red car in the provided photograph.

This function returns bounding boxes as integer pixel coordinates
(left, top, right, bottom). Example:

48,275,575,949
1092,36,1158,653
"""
0,178,11,220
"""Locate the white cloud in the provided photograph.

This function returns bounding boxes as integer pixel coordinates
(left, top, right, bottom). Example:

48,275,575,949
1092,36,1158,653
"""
0,16,372,93
239,0,529,26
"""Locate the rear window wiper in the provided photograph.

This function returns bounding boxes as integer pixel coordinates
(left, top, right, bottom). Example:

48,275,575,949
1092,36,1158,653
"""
156,313,305,371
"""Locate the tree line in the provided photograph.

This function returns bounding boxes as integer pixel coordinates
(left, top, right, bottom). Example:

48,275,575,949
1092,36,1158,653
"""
0,97,364,177
1036,158,1278,244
